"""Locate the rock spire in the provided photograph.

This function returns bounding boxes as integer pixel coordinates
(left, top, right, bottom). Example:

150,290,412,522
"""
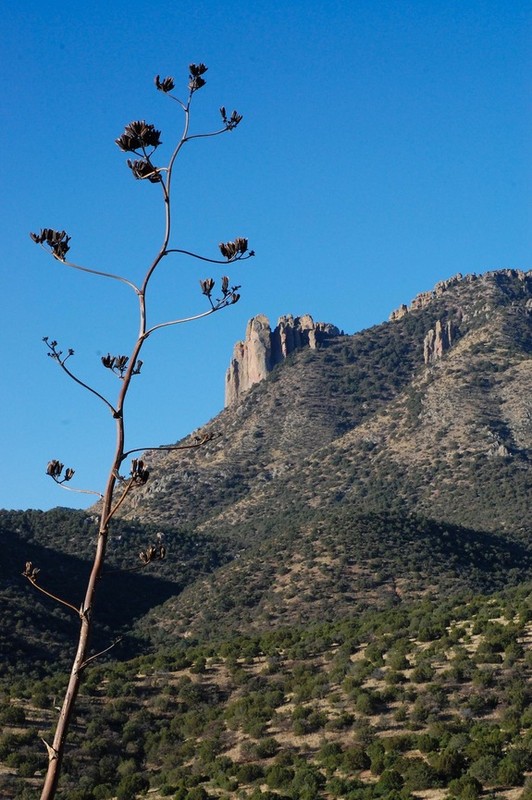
225,314,341,406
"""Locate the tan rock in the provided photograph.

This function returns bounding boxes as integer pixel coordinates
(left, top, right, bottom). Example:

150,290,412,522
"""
423,319,454,364
225,313,341,406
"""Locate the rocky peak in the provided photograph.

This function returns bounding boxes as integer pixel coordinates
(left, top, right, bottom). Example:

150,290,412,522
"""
389,269,531,321
225,314,341,406
389,274,465,321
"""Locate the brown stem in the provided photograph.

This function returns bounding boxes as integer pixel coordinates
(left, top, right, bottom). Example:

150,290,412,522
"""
105,479,135,522
164,248,254,264
80,637,123,670
55,358,117,416
122,435,217,459
39,428,122,799
24,577,80,616
51,251,140,293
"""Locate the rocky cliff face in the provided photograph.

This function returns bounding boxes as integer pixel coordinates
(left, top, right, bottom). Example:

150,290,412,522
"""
225,314,341,406
391,269,532,365
423,319,454,364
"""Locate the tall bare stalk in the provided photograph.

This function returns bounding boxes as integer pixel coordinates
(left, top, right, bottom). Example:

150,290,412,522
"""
26,64,253,799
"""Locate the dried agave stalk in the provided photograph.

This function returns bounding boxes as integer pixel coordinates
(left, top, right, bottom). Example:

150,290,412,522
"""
28,63,254,800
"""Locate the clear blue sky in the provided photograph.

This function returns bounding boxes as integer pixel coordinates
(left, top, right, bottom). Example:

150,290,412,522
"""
2,0,530,511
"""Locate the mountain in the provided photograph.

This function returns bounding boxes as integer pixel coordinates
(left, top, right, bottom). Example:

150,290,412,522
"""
2,268,531,800
113,268,531,641
3,268,530,654
123,269,531,533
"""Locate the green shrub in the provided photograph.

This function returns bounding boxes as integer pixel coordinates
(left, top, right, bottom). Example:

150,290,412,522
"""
402,758,441,790
448,775,482,800
185,787,212,800
116,773,150,800
265,764,294,790
0,704,26,725
254,737,280,758
375,769,404,794
497,756,524,787
236,763,264,783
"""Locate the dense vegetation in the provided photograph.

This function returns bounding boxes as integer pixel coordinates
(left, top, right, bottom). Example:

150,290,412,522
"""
1,585,530,799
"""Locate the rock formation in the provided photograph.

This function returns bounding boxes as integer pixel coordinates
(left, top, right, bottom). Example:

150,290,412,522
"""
423,319,454,364
225,314,341,406
389,269,531,321
389,274,465,321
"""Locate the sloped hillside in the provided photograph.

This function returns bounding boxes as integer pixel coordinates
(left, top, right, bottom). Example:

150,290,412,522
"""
2,585,531,800
120,269,531,539
4,269,530,662
136,512,532,646
121,268,532,642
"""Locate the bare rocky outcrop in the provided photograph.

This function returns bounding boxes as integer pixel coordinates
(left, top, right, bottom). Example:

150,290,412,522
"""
423,319,454,364
389,269,531,321
389,274,465,320
225,314,341,406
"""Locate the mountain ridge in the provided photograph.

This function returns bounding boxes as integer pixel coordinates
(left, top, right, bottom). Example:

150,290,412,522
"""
3,267,531,660
120,268,531,534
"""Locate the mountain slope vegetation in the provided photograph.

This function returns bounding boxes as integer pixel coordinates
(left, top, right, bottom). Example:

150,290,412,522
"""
1,269,531,798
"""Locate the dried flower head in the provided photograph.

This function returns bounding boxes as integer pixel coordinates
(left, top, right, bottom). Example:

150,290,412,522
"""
219,275,241,304
46,459,63,479
199,277,215,297
30,229,71,261
219,237,249,259
127,159,160,182
220,107,243,130
46,460,75,484
155,74,175,93
188,63,208,92
23,561,40,581
115,120,162,152
102,354,142,378
139,543,166,565
131,458,149,485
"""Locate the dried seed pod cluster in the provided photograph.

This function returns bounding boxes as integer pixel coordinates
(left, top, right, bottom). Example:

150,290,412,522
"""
194,432,216,444
30,229,71,261
199,277,215,297
220,106,243,130
139,543,166,565
46,460,75,484
23,561,40,582
115,120,162,182
155,75,175,93
130,459,149,485
219,237,250,260
188,62,208,92
126,159,160,182
101,354,142,378
199,276,241,307
115,120,162,152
